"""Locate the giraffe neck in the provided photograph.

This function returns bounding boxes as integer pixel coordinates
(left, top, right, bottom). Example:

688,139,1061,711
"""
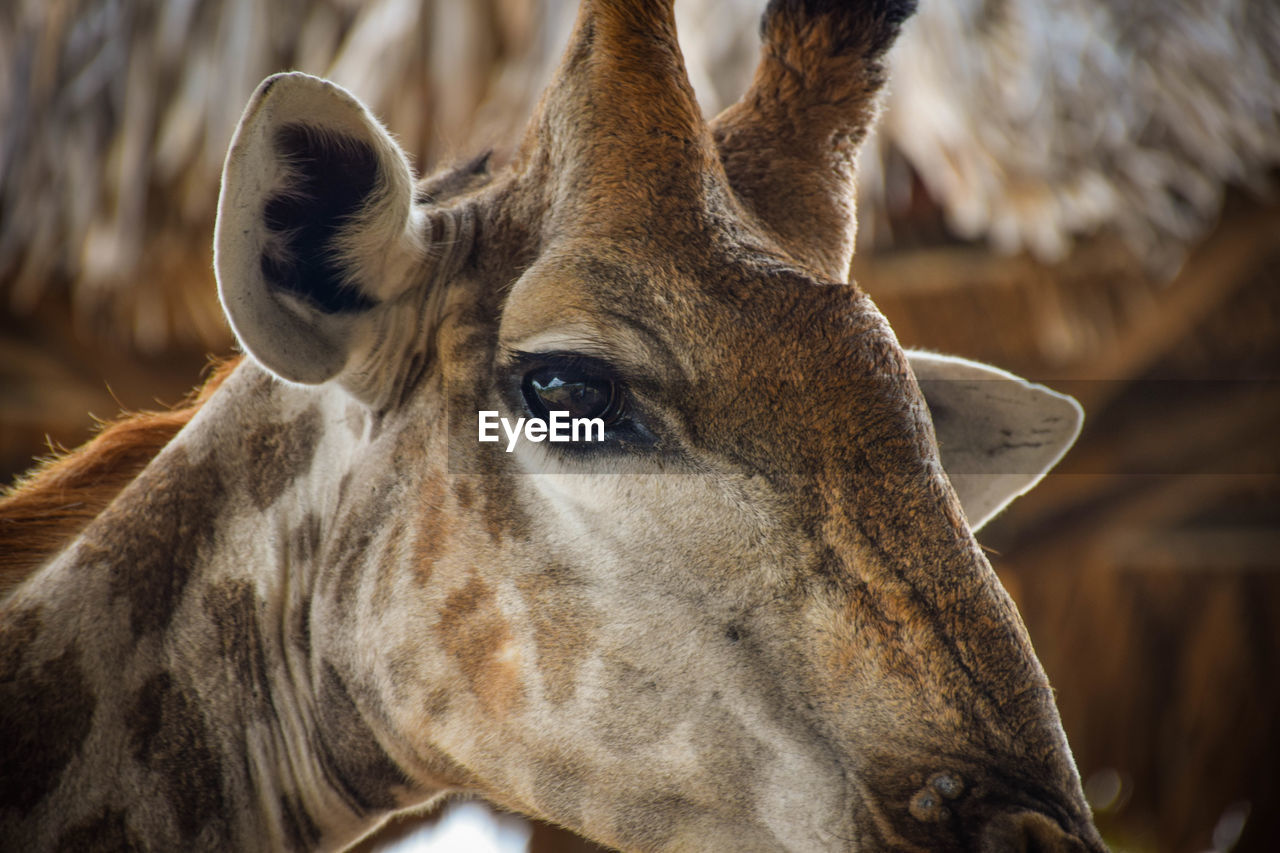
0,363,443,851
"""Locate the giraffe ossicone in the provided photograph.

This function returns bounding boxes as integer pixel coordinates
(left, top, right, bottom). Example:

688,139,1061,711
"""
2,1,1104,851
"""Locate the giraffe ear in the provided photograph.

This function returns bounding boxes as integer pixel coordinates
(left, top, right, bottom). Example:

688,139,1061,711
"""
214,72,422,390
907,351,1083,531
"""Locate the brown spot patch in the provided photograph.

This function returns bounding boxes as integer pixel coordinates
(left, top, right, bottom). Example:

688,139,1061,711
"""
314,662,405,812
127,671,227,840
54,807,139,851
329,479,396,605
290,511,324,565
0,640,96,814
333,526,375,606
291,600,313,661
412,471,451,584
438,573,525,717
515,562,597,705
204,581,273,717
244,406,323,510
372,519,408,616
452,479,474,510
475,457,532,543
78,446,227,640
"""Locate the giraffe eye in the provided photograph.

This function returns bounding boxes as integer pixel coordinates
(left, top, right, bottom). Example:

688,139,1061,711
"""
502,351,661,452
521,364,624,424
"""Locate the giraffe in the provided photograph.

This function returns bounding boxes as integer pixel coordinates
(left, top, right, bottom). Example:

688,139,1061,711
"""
0,1,1107,850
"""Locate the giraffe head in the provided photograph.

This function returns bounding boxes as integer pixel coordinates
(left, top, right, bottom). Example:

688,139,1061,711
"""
212,0,1101,849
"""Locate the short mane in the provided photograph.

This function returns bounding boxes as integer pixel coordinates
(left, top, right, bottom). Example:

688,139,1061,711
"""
0,356,241,596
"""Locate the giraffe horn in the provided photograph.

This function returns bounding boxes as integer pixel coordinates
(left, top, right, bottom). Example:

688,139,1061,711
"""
711,0,918,281
519,0,719,235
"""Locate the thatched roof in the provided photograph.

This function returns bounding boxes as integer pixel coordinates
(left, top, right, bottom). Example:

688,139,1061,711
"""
2,0,1276,349
867,0,1280,273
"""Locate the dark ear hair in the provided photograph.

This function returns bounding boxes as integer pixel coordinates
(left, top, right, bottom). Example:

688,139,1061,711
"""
215,73,424,394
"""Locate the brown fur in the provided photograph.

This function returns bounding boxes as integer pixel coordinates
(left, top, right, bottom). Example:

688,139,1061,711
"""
0,357,239,596
241,405,323,510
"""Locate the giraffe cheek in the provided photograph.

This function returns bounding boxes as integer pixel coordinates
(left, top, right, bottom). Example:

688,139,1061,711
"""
437,574,528,719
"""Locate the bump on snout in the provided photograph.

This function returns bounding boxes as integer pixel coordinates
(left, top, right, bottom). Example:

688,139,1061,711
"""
908,771,966,823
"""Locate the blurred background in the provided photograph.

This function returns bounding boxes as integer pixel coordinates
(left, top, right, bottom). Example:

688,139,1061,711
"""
2,1,1277,850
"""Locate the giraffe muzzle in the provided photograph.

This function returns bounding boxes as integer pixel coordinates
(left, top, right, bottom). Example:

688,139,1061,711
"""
980,810,1101,853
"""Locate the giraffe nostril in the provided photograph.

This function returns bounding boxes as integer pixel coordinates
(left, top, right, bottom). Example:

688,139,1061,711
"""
930,771,964,799
980,811,1090,853
908,787,948,823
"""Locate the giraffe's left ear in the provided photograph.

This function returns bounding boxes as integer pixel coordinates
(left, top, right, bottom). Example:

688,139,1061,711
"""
907,350,1083,531
215,72,423,394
